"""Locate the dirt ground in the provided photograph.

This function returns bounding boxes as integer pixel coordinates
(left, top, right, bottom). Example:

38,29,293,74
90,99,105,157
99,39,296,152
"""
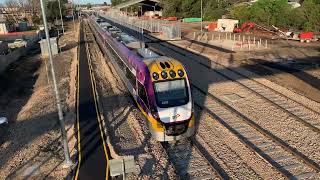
0,21,79,179
170,24,320,103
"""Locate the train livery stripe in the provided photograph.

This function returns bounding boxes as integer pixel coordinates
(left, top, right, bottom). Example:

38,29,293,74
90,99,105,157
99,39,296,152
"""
136,103,164,132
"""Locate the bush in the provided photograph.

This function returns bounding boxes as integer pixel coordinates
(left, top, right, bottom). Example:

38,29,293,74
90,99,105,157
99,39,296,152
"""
230,0,320,31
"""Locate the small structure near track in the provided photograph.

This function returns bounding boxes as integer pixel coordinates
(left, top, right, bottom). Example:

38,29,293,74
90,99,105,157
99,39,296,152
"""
39,37,59,57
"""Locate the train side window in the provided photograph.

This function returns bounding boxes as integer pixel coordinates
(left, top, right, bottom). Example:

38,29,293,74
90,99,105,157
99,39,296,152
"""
138,82,149,108
125,67,136,89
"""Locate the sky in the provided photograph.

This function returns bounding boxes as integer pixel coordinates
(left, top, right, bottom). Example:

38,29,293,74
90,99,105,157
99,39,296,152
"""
0,0,111,5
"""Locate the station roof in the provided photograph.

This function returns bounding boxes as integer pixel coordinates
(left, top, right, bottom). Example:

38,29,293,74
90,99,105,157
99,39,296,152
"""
113,0,160,10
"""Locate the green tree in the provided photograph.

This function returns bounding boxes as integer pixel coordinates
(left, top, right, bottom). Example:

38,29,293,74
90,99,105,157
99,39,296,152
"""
230,4,250,24
86,3,92,9
300,0,320,31
160,0,182,17
181,0,200,18
111,0,128,6
203,0,230,21
46,0,67,22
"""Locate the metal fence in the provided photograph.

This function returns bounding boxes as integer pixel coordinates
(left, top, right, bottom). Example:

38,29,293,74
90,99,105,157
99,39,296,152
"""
99,11,181,40
193,31,268,51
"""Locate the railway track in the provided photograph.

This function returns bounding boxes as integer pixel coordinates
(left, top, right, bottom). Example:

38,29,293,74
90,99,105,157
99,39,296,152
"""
192,85,319,179
144,34,320,134
207,63,320,134
111,24,320,134
86,19,226,180
101,20,320,178
102,17,320,130
86,18,231,180
161,139,227,180
92,17,320,178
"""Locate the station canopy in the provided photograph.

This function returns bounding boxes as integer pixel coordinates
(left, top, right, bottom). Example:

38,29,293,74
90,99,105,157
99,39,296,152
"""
113,0,160,10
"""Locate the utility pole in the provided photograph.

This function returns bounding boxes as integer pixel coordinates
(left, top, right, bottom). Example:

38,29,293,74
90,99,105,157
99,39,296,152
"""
39,0,72,167
201,0,203,33
71,0,76,32
58,0,65,34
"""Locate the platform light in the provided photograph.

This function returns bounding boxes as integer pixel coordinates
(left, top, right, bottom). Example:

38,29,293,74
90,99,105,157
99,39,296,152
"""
161,71,168,79
39,0,72,167
169,70,176,78
178,69,184,77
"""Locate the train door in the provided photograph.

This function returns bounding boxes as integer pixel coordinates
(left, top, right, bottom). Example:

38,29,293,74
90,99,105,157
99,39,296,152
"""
137,81,150,113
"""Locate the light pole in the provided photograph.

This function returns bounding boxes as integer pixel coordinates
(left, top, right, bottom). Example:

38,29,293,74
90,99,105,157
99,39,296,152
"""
57,0,65,34
39,0,72,167
71,0,76,32
201,0,203,33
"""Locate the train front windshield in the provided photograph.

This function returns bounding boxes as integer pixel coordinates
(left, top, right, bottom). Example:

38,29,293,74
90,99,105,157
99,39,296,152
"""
154,79,189,108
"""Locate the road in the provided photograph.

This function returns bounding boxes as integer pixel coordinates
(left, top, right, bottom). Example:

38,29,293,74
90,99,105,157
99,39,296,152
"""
74,21,109,180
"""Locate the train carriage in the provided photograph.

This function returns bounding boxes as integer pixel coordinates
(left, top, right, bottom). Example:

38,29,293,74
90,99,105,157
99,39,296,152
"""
89,17,195,141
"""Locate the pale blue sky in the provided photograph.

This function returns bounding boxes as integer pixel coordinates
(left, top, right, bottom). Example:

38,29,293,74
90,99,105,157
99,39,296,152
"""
0,0,111,5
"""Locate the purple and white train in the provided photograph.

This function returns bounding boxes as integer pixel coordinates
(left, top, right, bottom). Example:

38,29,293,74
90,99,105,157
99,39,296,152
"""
89,17,195,141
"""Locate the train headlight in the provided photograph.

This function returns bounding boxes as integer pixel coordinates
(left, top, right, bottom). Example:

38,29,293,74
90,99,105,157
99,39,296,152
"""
178,69,184,77
169,70,176,78
152,72,159,80
161,71,168,79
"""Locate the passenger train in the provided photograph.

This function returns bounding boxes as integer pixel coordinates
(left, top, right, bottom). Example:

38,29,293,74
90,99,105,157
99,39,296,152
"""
89,17,195,141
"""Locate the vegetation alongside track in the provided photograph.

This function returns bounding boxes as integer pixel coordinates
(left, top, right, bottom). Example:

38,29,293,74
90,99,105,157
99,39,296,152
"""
112,0,320,31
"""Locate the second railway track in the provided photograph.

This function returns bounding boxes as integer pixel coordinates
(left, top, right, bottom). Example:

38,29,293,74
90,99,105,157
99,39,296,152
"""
192,85,319,179
161,139,228,180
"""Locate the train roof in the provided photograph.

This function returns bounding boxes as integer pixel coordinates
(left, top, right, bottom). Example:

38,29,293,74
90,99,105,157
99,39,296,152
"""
137,48,160,59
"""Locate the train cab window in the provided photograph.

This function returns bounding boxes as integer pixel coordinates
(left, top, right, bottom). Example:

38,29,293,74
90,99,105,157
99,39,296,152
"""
154,79,189,108
138,82,149,108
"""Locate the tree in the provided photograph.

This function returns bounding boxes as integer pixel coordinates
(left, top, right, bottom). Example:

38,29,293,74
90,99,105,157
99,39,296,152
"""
86,3,92,9
230,4,250,24
300,0,320,31
46,0,67,22
160,0,182,17
111,0,128,6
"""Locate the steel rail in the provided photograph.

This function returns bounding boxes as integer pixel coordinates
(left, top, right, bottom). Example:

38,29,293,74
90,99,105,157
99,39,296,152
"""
93,17,320,179
87,17,228,180
192,84,319,179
